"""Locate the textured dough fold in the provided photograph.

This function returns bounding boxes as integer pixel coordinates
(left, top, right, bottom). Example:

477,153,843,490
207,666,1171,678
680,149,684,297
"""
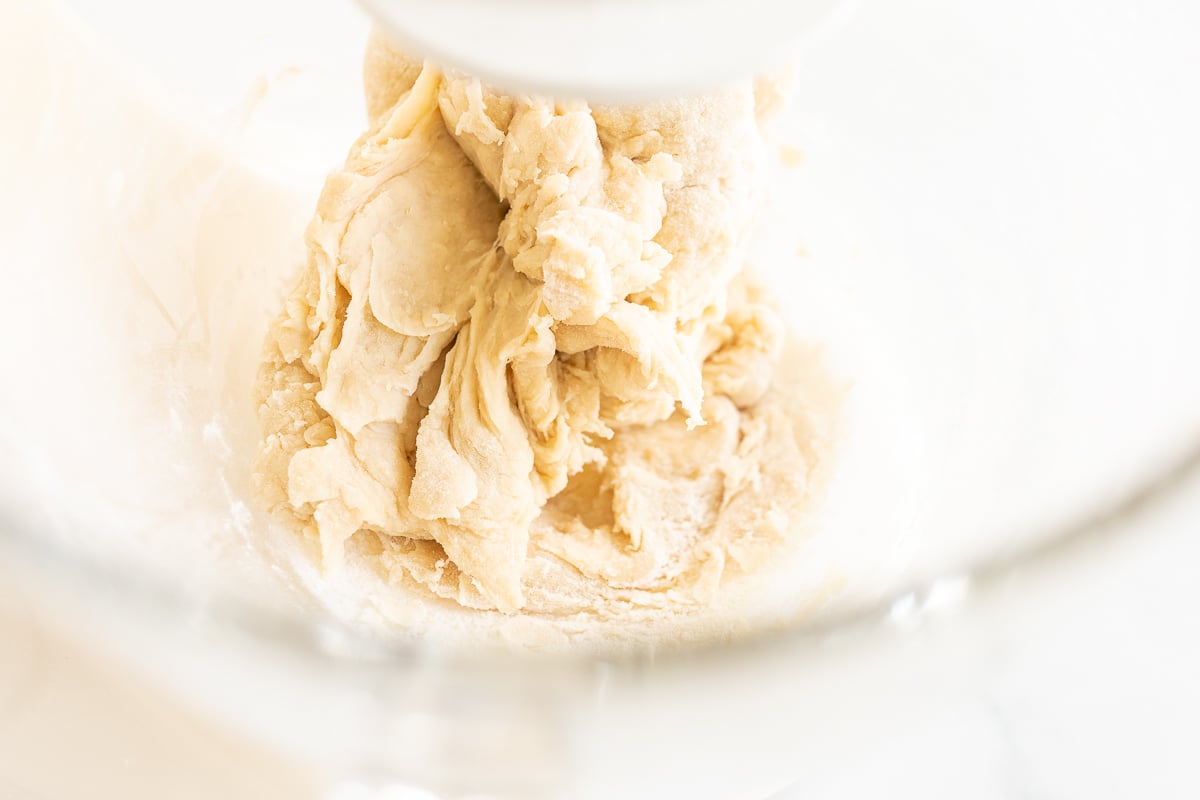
255,39,818,619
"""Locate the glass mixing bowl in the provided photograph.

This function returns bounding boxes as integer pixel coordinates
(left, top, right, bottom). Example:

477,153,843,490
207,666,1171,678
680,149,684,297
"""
2,0,1199,797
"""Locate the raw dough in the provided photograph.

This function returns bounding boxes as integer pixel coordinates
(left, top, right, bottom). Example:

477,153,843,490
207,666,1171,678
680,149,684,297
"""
255,35,822,620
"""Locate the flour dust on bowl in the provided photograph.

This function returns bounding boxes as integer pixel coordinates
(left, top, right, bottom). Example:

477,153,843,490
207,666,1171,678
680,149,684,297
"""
1,0,1199,797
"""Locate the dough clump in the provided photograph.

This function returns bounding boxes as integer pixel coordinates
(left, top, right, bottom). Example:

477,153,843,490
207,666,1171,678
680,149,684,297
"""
255,35,816,620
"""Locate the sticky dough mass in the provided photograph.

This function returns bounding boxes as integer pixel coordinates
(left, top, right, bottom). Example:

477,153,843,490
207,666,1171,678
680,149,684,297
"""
255,36,817,618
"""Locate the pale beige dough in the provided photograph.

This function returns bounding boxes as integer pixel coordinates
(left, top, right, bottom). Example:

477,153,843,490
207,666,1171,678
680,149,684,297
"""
255,35,823,621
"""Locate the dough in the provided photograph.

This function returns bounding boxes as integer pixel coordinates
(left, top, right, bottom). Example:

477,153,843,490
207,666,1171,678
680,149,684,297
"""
255,36,821,621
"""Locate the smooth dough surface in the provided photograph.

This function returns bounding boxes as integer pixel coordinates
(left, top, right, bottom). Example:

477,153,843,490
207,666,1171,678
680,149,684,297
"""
255,36,823,623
